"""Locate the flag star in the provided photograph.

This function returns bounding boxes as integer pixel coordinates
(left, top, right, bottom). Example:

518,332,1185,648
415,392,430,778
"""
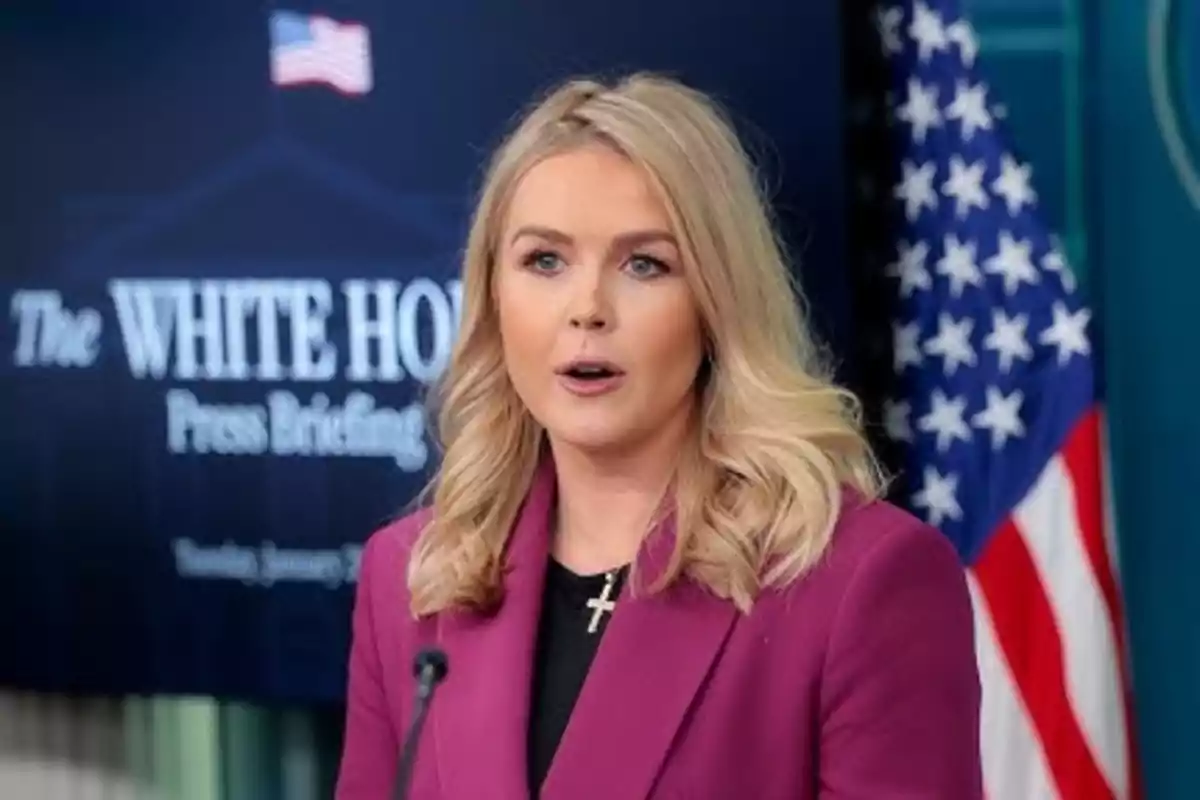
875,6,905,56
984,232,1040,295
936,234,983,297
887,240,932,298
942,156,989,218
1042,248,1077,293
918,389,972,452
908,1,949,63
883,398,913,442
912,466,962,527
893,320,924,372
1039,301,1092,365
972,386,1026,450
1042,247,1064,272
894,160,939,221
895,79,943,144
946,19,979,67
984,309,1034,373
924,312,977,376
945,80,993,141
992,154,1037,215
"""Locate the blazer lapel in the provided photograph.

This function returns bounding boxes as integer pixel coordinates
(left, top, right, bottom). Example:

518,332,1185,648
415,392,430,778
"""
539,519,738,800
431,459,556,800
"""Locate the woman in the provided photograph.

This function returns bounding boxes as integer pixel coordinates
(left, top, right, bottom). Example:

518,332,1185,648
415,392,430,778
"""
335,72,982,799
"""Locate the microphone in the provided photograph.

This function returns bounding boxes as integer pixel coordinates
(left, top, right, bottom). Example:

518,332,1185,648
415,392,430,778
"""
394,647,449,800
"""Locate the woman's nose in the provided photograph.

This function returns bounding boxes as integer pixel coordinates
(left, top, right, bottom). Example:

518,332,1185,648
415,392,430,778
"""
569,309,607,330
566,265,611,330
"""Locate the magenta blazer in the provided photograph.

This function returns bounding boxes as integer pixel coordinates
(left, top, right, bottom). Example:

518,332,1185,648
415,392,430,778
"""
335,462,983,799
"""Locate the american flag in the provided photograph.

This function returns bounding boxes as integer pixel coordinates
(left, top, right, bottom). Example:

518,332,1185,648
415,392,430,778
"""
874,2,1139,798
269,10,373,96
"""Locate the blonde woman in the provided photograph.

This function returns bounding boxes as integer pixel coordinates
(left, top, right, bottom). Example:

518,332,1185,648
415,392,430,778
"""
335,73,982,799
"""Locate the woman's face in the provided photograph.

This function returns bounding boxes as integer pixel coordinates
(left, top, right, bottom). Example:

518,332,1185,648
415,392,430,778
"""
494,142,705,458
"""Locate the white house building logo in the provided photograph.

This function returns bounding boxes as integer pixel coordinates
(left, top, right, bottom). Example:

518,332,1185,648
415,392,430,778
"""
1150,0,1200,210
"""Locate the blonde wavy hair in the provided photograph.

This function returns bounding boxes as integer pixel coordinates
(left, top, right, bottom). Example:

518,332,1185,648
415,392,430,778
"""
407,72,885,617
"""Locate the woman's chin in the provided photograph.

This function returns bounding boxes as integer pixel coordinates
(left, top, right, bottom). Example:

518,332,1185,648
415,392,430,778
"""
545,421,638,456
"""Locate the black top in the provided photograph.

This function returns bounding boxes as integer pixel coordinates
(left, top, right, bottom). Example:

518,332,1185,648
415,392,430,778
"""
527,558,628,796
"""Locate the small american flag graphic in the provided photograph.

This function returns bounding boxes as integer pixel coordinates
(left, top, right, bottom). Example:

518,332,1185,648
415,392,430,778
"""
874,1,1141,798
269,10,373,96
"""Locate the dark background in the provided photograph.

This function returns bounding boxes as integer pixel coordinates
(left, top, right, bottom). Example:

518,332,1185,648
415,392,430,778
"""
0,0,850,703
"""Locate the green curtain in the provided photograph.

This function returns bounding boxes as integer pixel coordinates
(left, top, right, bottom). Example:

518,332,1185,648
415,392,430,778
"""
1089,0,1200,796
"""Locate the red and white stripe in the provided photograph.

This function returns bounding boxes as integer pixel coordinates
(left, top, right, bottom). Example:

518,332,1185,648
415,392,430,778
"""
969,408,1138,799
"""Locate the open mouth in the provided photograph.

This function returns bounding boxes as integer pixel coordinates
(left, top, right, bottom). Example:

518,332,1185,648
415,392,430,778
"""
563,365,619,381
556,360,625,383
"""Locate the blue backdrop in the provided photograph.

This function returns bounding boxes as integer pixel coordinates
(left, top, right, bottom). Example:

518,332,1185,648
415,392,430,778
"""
0,1,848,702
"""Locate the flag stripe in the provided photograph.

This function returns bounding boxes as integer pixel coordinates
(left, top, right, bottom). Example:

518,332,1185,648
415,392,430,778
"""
972,515,1114,800
1062,409,1127,656
966,573,1059,800
1014,432,1129,798
1068,407,1140,798
272,56,371,94
1096,407,1144,800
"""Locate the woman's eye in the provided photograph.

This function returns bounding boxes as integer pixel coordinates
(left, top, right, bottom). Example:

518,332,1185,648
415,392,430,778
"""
522,250,562,273
627,255,668,278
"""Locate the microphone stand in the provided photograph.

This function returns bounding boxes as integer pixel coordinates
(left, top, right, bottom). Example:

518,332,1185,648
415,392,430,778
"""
394,648,449,800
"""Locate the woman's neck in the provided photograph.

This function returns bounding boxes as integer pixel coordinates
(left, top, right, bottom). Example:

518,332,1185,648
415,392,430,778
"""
547,418,690,575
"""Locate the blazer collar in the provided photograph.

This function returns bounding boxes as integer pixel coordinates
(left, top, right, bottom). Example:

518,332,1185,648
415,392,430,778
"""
432,454,738,799
431,456,556,799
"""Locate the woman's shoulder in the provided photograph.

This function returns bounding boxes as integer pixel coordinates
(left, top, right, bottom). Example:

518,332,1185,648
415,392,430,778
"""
757,490,976,687
789,490,969,612
362,505,433,560
830,490,961,569
354,506,433,610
